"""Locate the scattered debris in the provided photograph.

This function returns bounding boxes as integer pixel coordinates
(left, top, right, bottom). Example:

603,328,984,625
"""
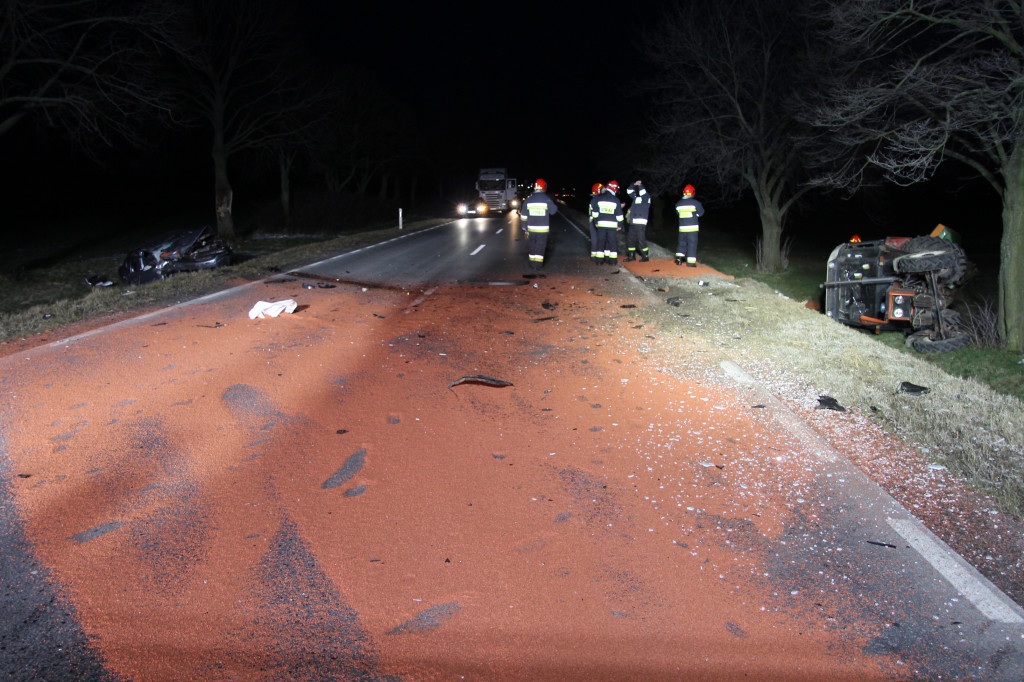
85,275,113,287
448,375,513,392
542,302,556,310
666,297,683,307
815,395,846,411
248,299,298,319
302,283,315,289
336,429,349,435
620,304,637,309
318,282,336,288
866,540,898,549
197,322,225,328
534,316,556,322
898,381,931,396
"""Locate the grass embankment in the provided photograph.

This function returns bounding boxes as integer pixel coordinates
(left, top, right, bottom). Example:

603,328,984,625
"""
694,229,1024,404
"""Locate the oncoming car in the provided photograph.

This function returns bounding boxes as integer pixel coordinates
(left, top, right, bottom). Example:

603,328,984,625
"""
456,199,489,217
118,226,232,285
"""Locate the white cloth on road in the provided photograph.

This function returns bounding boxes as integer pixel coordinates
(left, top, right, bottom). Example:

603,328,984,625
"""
248,299,298,319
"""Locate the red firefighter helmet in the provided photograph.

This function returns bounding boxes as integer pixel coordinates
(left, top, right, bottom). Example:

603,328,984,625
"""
849,234,862,243
606,180,620,193
591,182,603,195
534,178,547,191
683,184,696,197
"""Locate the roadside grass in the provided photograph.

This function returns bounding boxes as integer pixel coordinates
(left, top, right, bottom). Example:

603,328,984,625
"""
639,271,1024,521
0,220,446,346
697,229,1024,403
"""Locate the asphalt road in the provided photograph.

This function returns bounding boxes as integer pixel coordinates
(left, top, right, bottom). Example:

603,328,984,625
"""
2,212,1023,680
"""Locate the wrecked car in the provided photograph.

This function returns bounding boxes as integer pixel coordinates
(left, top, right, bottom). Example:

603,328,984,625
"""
822,224,970,353
118,226,232,285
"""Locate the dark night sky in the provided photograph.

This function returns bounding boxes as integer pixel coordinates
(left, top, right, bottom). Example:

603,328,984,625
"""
3,1,1003,255
300,2,663,192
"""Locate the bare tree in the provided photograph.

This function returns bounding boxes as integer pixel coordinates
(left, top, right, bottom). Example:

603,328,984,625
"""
805,0,1024,350
152,0,326,239
643,0,814,272
0,0,167,148
307,70,420,204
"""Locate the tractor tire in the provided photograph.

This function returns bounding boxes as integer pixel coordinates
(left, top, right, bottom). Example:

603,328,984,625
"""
894,236,968,284
907,327,971,353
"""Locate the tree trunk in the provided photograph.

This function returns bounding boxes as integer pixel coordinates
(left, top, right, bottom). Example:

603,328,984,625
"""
751,175,785,272
212,144,235,239
279,152,292,231
999,144,1024,351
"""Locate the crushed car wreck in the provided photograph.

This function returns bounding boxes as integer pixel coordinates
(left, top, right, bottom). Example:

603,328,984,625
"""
822,224,970,353
118,226,232,285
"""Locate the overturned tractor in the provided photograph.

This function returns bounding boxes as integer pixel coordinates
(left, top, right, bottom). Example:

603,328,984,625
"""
823,225,970,353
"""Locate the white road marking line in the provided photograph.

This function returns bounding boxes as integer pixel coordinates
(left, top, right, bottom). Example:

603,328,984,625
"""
471,245,485,256
496,228,503,235
888,517,1024,624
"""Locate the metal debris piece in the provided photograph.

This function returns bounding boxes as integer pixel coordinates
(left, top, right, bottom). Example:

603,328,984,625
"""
620,304,637,308
448,375,513,391
866,540,897,549
533,316,556,322
815,395,846,411
666,297,683,307
898,381,931,396
542,302,556,310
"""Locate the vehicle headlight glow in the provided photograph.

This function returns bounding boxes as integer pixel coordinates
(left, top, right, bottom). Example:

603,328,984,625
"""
476,203,488,214
457,203,468,215
510,198,520,208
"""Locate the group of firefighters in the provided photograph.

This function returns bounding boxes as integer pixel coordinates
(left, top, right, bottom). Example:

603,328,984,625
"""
518,179,704,269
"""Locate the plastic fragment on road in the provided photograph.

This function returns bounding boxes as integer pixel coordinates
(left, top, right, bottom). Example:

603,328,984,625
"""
248,299,297,319
898,381,931,396
815,395,846,411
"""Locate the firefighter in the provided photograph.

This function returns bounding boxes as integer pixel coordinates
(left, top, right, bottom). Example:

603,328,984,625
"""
589,182,604,263
674,184,704,267
589,180,624,265
521,178,558,269
624,180,651,262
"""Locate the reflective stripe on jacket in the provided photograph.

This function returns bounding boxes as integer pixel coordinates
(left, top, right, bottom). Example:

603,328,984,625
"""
675,196,704,232
522,190,558,232
627,187,651,226
589,192,623,229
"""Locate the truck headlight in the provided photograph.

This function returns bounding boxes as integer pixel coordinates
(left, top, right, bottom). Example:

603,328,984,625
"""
457,203,468,215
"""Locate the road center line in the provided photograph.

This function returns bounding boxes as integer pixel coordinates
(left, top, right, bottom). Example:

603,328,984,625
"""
887,517,1024,623
470,245,486,256
496,228,503,235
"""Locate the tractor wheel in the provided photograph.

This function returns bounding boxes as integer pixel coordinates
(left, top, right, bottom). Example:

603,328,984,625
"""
894,236,968,284
907,307,968,353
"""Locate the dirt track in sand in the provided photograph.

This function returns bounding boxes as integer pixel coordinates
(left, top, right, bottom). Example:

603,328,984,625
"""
0,256,977,679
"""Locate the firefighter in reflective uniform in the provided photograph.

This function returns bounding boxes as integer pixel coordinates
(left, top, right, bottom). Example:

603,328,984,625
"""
521,178,558,269
589,180,624,265
674,184,704,266
589,182,603,263
624,180,651,262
